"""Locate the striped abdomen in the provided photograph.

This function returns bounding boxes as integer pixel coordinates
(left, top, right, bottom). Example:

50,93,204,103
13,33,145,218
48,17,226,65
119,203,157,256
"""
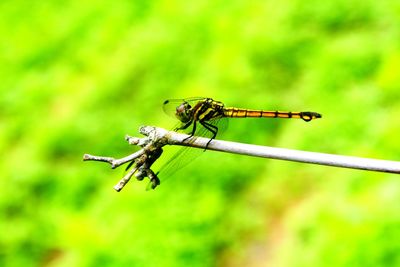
223,108,322,122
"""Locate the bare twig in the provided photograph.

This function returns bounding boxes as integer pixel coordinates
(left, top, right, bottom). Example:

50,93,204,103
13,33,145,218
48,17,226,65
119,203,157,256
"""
83,126,166,191
114,165,139,192
83,126,400,191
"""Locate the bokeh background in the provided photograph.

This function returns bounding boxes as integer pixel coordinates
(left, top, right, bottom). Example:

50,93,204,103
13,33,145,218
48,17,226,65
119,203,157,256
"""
2,0,400,266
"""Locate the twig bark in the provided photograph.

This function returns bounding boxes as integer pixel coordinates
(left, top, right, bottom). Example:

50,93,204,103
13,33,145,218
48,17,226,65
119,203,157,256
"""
83,126,400,191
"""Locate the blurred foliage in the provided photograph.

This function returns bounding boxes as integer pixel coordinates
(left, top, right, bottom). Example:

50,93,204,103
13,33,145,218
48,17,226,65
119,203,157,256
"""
1,0,400,266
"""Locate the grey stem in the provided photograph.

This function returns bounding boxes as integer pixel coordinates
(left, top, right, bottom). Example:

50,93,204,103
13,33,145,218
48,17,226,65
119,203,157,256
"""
159,126,400,174
83,126,400,192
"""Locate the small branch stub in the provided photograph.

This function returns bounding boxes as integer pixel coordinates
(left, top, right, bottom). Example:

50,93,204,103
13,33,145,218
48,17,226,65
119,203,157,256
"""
83,126,168,191
83,126,400,192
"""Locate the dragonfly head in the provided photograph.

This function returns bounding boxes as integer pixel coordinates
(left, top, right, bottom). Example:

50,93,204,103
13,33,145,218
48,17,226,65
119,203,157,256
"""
175,101,193,123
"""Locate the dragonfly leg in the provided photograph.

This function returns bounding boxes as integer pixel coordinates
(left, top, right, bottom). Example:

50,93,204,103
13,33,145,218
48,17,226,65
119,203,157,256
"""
200,121,218,149
175,120,192,131
182,120,198,142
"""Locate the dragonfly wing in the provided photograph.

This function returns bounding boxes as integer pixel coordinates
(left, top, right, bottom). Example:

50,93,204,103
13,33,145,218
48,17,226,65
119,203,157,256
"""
158,97,228,185
157,117,228,183
157,144,204,183
202,117,228,138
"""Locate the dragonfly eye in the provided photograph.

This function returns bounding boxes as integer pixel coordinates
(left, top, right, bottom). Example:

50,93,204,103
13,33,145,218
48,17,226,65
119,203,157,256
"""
175,102,192,123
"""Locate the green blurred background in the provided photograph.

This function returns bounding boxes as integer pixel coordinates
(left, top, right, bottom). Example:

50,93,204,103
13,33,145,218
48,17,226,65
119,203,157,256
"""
2,0,400,266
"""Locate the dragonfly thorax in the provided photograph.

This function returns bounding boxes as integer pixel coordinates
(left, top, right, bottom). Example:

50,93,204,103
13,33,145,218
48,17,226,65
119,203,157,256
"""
175,102,193,123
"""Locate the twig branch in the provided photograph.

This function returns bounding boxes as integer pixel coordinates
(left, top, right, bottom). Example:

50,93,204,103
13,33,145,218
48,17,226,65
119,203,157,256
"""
83,126,400,191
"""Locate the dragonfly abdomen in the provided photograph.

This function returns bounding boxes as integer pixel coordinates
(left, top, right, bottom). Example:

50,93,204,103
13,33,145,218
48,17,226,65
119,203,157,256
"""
223,108,321,122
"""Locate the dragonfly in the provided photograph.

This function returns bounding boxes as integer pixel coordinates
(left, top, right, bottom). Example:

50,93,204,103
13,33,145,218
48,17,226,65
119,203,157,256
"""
163,97,321,147
152,97,322,187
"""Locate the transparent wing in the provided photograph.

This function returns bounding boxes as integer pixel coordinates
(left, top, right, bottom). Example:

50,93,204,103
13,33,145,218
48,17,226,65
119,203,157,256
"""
157,145,201,183
157,116,228,183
